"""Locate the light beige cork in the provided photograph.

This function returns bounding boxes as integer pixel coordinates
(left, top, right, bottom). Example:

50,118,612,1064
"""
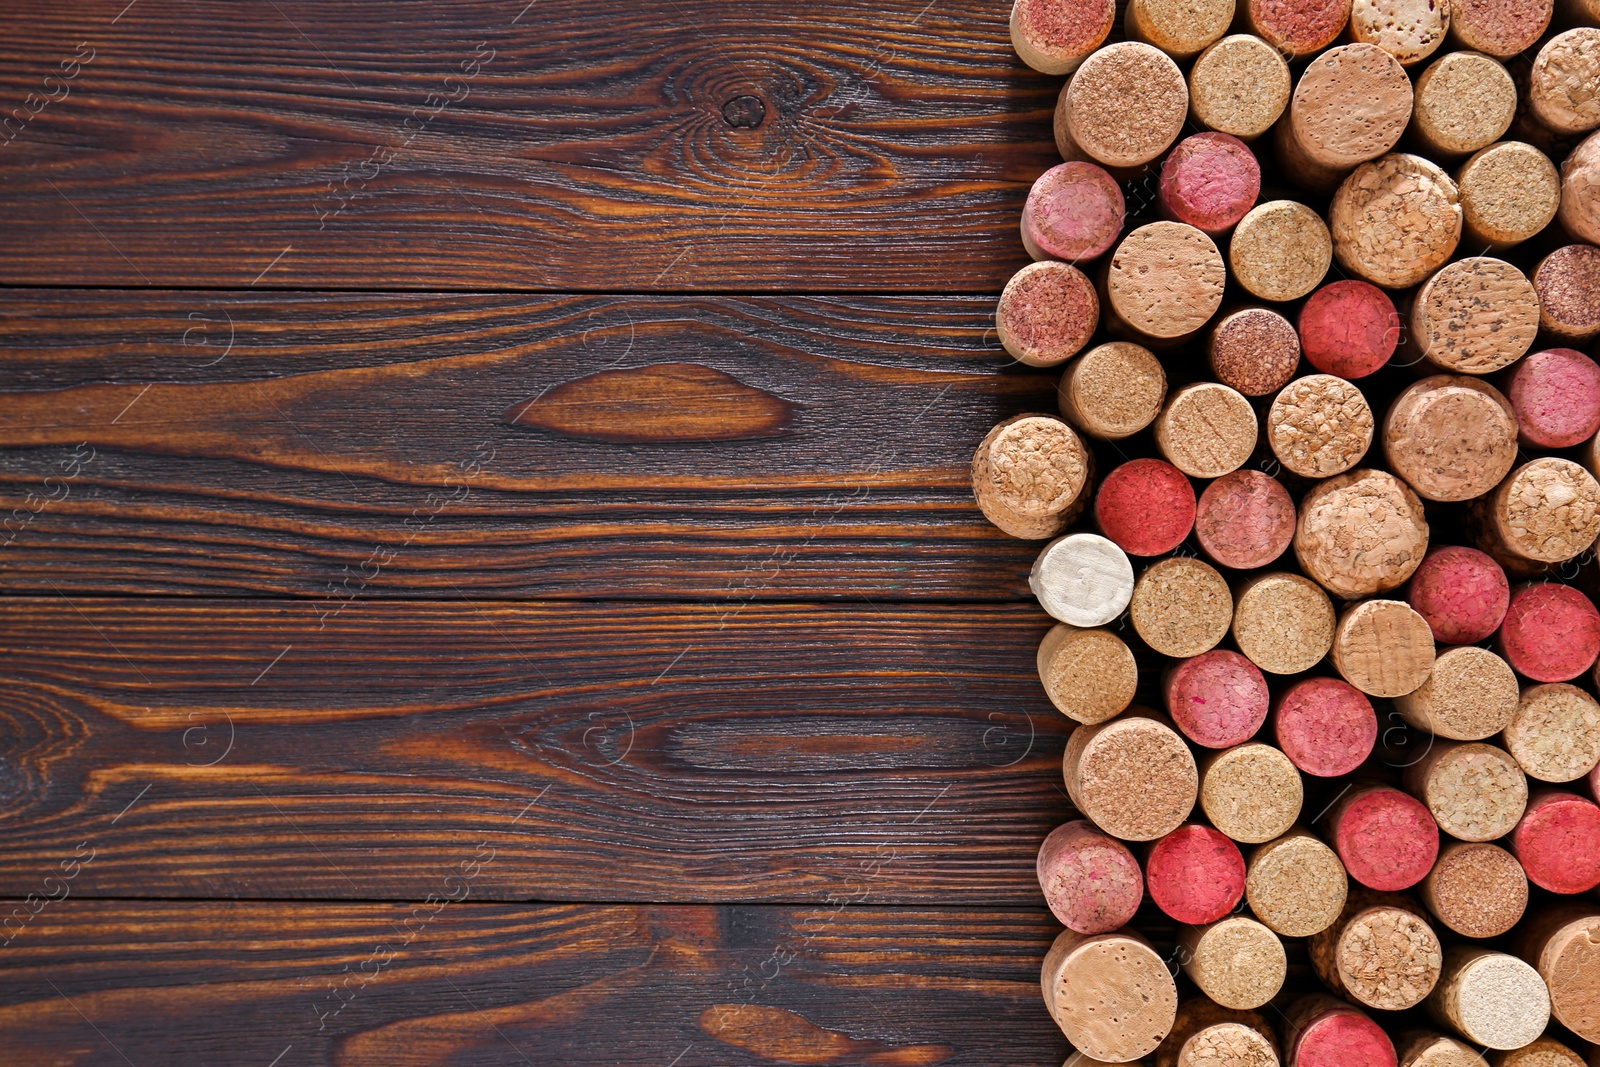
1401,738,1528,840
1558,130,1600,245
1383,376,1520,504
1410,51,1518,157
1063,710,1198,841
1055,42,1189,169
1457,143,1562,250
1267,374,1374,479
1478,458,1600,566
1059,342,1168,441
1331,599,1435,698
1516,906,1600,1043
1177,920,1288,1012
1125,0,1235,58
1200,742,1303,844
971,414,1093,540
1010,0,1116,75
1231,572,1335,676
1504,683,1600,784
1394,646,1520,742
1528,29,1600,135
1041,927,1178,1062
1245,827,1348,937
1351,0,1450,64
1037,623,1138,725
1188,34,1291,141
1487,1037,1587,1067
1295,470,1430,600
1276,43,1414,190
1408,258,1541,374
1309,889,1444,1011
1229,200,1333,302
1399,1031,1492,1067
1331,153,1462,289
1420,841,1528,939
1427,946,1551,1051
1106,222,1227,340
1157,1001,1279,1067
1155,382,1258,479
1131,556,1234,658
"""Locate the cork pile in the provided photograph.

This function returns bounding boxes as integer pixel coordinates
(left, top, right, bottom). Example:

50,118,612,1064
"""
985,0,1600,1064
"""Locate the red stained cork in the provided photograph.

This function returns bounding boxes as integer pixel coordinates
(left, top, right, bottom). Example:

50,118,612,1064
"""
1022,162,1127,263
996,261,1101,368
1037,819,1145,934
1497,583,1600,683
1095,458,1197,557
1159,133,1263,236
1450,0,1552,58
1273,678,1377,778
1194,470,1296,571
1146,823,1247,925
1511,790,1600,893
1507,349,1600,450
1326,785,1440,892
1165,649,1270,749
1010,0,1117,75
1298,281,1399,380
1285,996,1397,1067
1246,0,1353,58
1406,546,1509,646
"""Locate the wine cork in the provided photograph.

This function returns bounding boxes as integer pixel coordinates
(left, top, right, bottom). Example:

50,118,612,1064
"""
1064,1056,1120,1067
1010,0,1116,75
1058,341,1167,441
1277,44,1414,190
1037,623,1139,725
1041,927,1178,1062
1497,582,1600,682
1408,258,1541,374
1331,154,1462,289
1351,0,1449,63
1126,0,1236,58
1055,42,1188,170
1410,51,1518,158
1418,840,1528,938
1209,308,1301,397
1324,783,1441,890
1508,349,1600,449
1177,921,1288,1011
1165,649,1271,748
1309,889,1444,1010
1096,458,1197,558
1267,375,1374,479
996,261,1100,368
1486,1039,1586,1067
1132,556,1234,658
1200,742,1304,843
1427,947,1551,1050
1159,133,1262,235
1155,382,1258,479
1401,739,1529,839
1273,677,1378,778
1449,0,1552,57
1504,682,1600,782
1230,200,1333,302
1064,711,1199,841
1298,280,1399,380
1188,34,1292,141
1022,161,1127,263
1534,246,1600,343
1394,646,1520,741
1383,376,1519,504
1510,788,1600,892
971,414,1093,540
1558,130,1600,244
1037,819,1145,934
1031,532,1136,628
1195,471,1296,571
1528,29,1600,135
1106,222,1227,341
1556,0,1600,26
1232,572,1336,676
1296,470,1430,600
1476,460,1600,569
1331,599,1436,699
1398,1033,1490,1067
1516,905,1600,1042
1244,0,1354,57
1163,1021,1279,1067
1457,142,1562,250
1283,994,1397,1067
1407,546,1509,645
1147,823,1248,924
1245,828,1348,937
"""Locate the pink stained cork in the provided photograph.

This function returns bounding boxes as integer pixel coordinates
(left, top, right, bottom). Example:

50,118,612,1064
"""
1159,133,1262,236
1095,458,1197,558
1146,823,1247,925
1298,281,1399,380
1511,790,1600,893
1507,349,1600,450
1021,162,1127,263
1246,0,1354,58
1009,0,1117,76
1273,678,1378,778
1406,546,1509,646
1497,583,1600,683
1285,996,1398,1067
1326,784,1440,892
1164,649,1270,749
1037,819,1145,934
1194,471,1296,571
1450,0,1552,59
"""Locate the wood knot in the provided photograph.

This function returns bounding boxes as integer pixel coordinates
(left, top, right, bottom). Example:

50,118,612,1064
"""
721,95,766,128
505,363,793,444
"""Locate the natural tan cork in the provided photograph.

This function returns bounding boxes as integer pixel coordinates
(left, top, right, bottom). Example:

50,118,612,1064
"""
1232,572,1335,676
1063,710,1198,841
1041,927,1177,1063
1277,44,1414,190
1055,42,1188,169
1458,143,1562,250
1200,742,1303,844
1408,258,1540,374
1267,374,1373,479
1410,52,1516,158
1505,683,1600,784
1528,29,1600,135
1351,0,1449,64
1209,307,1301,397
1394,646,1520,741
1178,920,1287,1012
1331,153,1461,289
1534,246,1600,343
971,414,1092,540
1384,376,1519,503
1476,458,1600,566
1331,599,1435,698
1399,1031,1494,1067
1157,1001,1278,1067
1230,200,1332,302
1106,222,1226,340
1188,34,1291,141
1246,827,1348,938
1037,623,1138,725
1559,131,1600,245
1516,905,1600,1043
1155,382,1257,479
1295,470,1429,600
1428,947,1551,1050
1402,738,1529,840
1059,342,1168,442
1420,841,1528,939
1487,1037,1587,1067
1309,889,1444,1011
1125,0,1234,58
1131,557,1234,659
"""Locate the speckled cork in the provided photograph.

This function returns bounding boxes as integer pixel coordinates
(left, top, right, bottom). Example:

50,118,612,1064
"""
1126,0,1236,59
1132,556,1233,658
1096,458,1196,558
1504,683,1600,783
1406,546,1509,645
1106,222,1227,340
1041,927,1178,1062
1064,710,1198,841
1408,258,1540,375
1200,741,1304,843
1331,153,1461,289
1055,42,1188,169
1419,841,1528,939
1394,645,1520,741
1059,341,1168,441
1402,739,1529,840
1487,1038,1587,1067
1515,905,1600,1042
1010,0,1116,75
1022,161,1127,263
1309,889,1444,1010
1232,572,1336,676
1244,0,1355,57
1427,947,1551,1051
1296,469,1429,599
1031,532,1136,628
1037,819,1145,933
1209,307,1300,397
1277,43,1414,190
1497,582,1600,682
1188,34,1291,141
972,414,1093,540
1274,677,1377,777
1177,922,1288,1012
1230,200,1333,302
996,261,1100,368
1533,246,1600,343
1160,133,1261,235
1458,143,1562,250
1298,280,1399,379
1195,470,1296,571
1283,994,1397,1067
1399,1033,1491,1067
1157,1002,1278,1067
1448,0,1551,57
1147,823,1247,924
1331,599,1435,699
1475,459,1600,568
1384,376,1519,503
1507,349,1600,450
1268,374,1374,479
1558,131,1600,245
1156,382,1258,479
1511,789,1600,893
1246,828,1349,938
1323,783,1440,890
1410,52,1517,157
1165,648,1271,748
1528,29,1600,135
1037,623,1138,725
1350,0,1448,64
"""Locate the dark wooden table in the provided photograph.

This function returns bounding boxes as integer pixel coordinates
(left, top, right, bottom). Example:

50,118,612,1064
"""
0,1,1077,1062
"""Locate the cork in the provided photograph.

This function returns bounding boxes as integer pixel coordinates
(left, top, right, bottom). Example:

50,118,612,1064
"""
1408,258,1541,374
1126,0,1236,58
1533,246,1600,343
1195,471,1296,571
1232,572,1336,676
1188,34,1291,141
1031,532,1136,628
1132,556,1234,658
1394,646,1520,741
1157,1002,1277,1067
1298,280,1400,380
971,414,1093,540
1065,1056,1120,1067
1273,677,1378,778
1200,741,1304,843
1448,0,1552,57
1487,1039,1586,1067
1418,841,1528,939
1410,52,1517,158
1022,161,1127,263
1295,470,1430,600
1059,341,1168,441
1457,143,1562,250
1515,904,1600,1041
1230,200,1333,302
1147,823,1248,924
1276,44,1414,190
1246,828,1348,937
1041,927,1178,1062
1160,133,1262,235
1383,376,1519,503
1155,382,1258,479
1096,458,1198,558
1558,130,1600,244
1164,649,1271,748
1556,0,1600,26
1399,1033,1490,1067
1406,546,1509,645
1037,819,1145,934
1267,375,1374,479
1496,582,1600,682
1401,738,1529,839
1037,623,1139,725
1476,459,1600,568
1427,947,1551,1050
1351,0,1449,64
1308,889,1442,1010
1323,783,1441,890
1331,154,1462,289
1244,0,1355,56
1055,42,1189,169
1528,29,1600,135
1064,710,1199,841
1010,0,1116,75
1282,994,1397,1067
996,261,1100,368
1504,682,1600,783
1106,222,1227,340
1507,349,1600,450
1209,308,1301,397
1510,788,1600,892
1331,600,1435,698
1177,921,1288,1011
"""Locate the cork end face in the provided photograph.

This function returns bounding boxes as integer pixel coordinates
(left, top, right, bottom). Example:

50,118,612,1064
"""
1534,246,1600,342
1558,132,1600,246
1459,142,1561,249
1232,573,1335,676
1108,222,1227,340
972,414,1090,540
1268,374,1374,479
1248,0,1355,56
1504,683,1600,784
1332,787,1440,891
1155,382,1257,479
1330,903,1444,1010
1350,0,1448,65
1187,918,1289,1010
1413,50,1516,156
1147,824,1246,924
1294,469,1429,600
1037,820,1145,933
1011,0,1116,74
1178,1022,1278,1067
1274,677,1377,778
1529,29,1600,135
1231,201,1334,303
1290,43,1415,169
1497,582,1600,683
1200,741,1304,843
1194,470,1296,571
1294,1008,1397,1067
1540,918,1600,1041
1487,459,1600,568
1423,842,1527,938
1159,132,1262,235
1023,161,1126,262
1061,341,1168,441
997,261,1099,368
1417,740,1528,840
1130,556,1233,659
1040,624,1139,725
1095,458,1197,558
1450,0,1551,57
1330,154,1461,289
1448,953,1551,1049
1406,545,1508,645
1507,349,1600,450
1067,42,1189,168
1073,716,1199,841
1032,533,1135,628
1210,308,1300,396
1247,832,1348,937
1188,35,1291,140
1166,649,1270,749
1513,792,1600,893
1298,280,1399,380
1385,376,1520,503
1410,258,1539,376
1051,936,1178,1061
1331,599,1435,701
1397,644,1519,742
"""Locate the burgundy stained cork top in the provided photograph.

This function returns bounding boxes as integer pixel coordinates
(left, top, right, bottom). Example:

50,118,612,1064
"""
1159,133,1262,236
1274,677,1378,778
1146,823,1247,924
1507,349,1600,450
1248,0,1354,57
1512,790,1600,893
1011,0,1118,75
1497,583,1600,683
1450,0,1552,57
1330,785,1440,892
1095,458,1196,557
1287,998,1397,1067
1165,649,1270,748
1298,280,1399,380
1022,161,1127,262
1406,546,1509,645
1195,470,1296,571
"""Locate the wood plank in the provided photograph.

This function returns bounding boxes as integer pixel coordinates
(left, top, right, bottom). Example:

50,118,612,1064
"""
0,0,1057,291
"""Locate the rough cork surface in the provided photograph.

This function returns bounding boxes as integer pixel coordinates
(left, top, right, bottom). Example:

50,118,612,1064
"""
1037,623,1139,725
1487,1038,1587,1067
996,261,1100,368
1200,741,1303,844
1195,470,1296,571
1147,823,1247,925
1406,546,1509,645
1059,340,1167,440
1295,469,1429,599
1057,42,1188,168
1507,349,1600,450
1188,34,1291,140
1411,51,1517,156
1179,920,1288,1011
1298,279,1399,379
1428,947,1550,1050
1107,222,1227,339
1156,382,1257,479
1158,1001,1278,1067
1010,0,1117,75
1310,890,1443,1010
1420,841,1528,939
1394,645,1520,741
1482,459,1600,567
1399,1033,1492,1067
1519,909,1600,1042
1284,43,1414,173
1132,556,1234,658
1246,829,1348,937
1504,683,1600,783
1159,133,1262,235
1230,200,1333,302
1209,307,1300,396
1384,376,1519,503
1174,1023,1277,1067
1448,0,1551,56
1284,995,1397,1067
1332,599,1436,699
1268,374,1374,479
1021,161,1127,262
1350,0,1447,64
1036,819,1144,934
971,414,1091,540
1403,739,1529,841
1165,649,1271,748
1497,582,1600,683
1126,0,1234,58
1232,572,1335,676
1041,928,1178,1062
1558,131,1600,245
1331,153,1461,289
1327,784,1440,890
1246,0,1356,56
1274,677,1377,778
1064,711,1198,841
1097,458,1197,558
1534,246,1600,343
1510,790,1600,893
1409,258,1540,374
1528,29,1600,135
1459,143,1562,250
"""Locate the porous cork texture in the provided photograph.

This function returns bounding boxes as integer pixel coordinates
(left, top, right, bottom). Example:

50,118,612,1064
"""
1125,0,1234,58
1448,0,1551,57
1408,258,1540,374
1393,645,1520,741
1037,819,1144,933
1059,341,1167,441
1558,131,1600,245
1200,742,1303,843
1284,995,1397,1067
1267,374,1373,479
1487,1038,1587,1067
1299,279,1400,379
1519,908,1600,1042
1512,790,1600,894
1309,890,1444,1011
1504,683,1600,783
1056,42,1188,168
1507,348,1600,450
971,414,1091,540
1399,1033,1494,1067
1230,200,1333,302
1155,382,1257,479
1195,470,1296,571
1209,308,1300,397
1172,1023,1277,1067
1350,0,1447,64
1096,458,1197,557
1458,143,1561,250
1164,649,1270,748
1031,533,1136,628
1481,458,1600,565
1179,919,1289,1011
1280,43,1414,184
1406,545,1509,645
1273,677,1377,778
1041,928,1177,1062
1188,35,1290,141
1037,623,1138,725
1528,29,1600,135
1331,153,1461,289
1420,841,1528,939
1147,824,1247,925
1107,222,1226,340
1064,711,1197,841
1232,572,1335,676
1427,947,1550,1051
1131,556,1234,658
1246,828,1348,937
1022,161,1127,262
1332,599,1435,698
1158,1002,1279,1067
1411,51,1517,157
1010,0,1116,75
1159,133,1261,235
1383,376,1519,502
1534,246,1600,342
1245,0,1355,57
1403,739,1529,841
1497,583,1600,683
1294,469,1429,600
996,261,1100,367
